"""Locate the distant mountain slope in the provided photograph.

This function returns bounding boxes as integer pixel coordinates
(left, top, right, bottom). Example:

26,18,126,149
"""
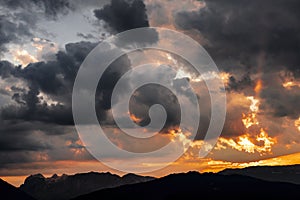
20,172,154,200
0,178,36,200
72,172,300,200
220,165,300,184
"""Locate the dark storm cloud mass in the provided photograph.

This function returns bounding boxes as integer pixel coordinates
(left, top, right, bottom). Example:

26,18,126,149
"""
176,0,300,74
0,42,86,124
0,61,14,78
129,84,181,131
0,0,159,162
260,73,300,119
0,40,137,127
94,0,149,33
0,121,50,152
0,121,91,170
176,0,300,119
227,74,253,94
0,39,132,167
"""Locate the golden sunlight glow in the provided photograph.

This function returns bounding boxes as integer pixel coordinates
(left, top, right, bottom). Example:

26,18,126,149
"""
242,113,258,128
202,152,300,173
294,117,300,131
12,49,38,66
169,128,191,151
220,72,231,85
216,94,276,155
248,96,259,112
216,129,276,154
254,79,262,94
168,128,204,151
283,81,300,89
129,113,143,123
242,96,259,128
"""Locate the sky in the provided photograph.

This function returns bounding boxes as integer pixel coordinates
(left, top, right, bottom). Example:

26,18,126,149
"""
0,0,300,186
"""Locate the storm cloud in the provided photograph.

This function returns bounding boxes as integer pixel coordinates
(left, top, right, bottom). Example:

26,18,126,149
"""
176,0,300,73
94,0,149,33
176,0,300,119
0,41,135,126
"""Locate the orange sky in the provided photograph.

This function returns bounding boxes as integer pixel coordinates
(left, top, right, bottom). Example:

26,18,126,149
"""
2,151,300,187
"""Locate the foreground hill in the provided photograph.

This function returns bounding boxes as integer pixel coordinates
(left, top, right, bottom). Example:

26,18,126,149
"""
221,164,300,184
0,178,35,200
20,172,154,200
72,172,300,200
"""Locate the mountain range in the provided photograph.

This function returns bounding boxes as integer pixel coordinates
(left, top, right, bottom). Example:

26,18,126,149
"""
19,172,154,200
0,178,35,200
72,171,300,199
1,165,300,200
220,164,300,184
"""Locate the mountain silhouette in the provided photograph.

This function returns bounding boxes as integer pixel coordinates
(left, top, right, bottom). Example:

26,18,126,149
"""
0,178,36,200
7,165,300,200
20,172,154,200
72,172,300,200
220,164,300,184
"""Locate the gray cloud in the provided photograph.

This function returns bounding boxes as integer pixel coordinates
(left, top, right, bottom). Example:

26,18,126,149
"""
76,33,97,40
260,72,300,119
176,0,300,75
0,16,32,53
0,0,70,18
94,0,149,33
175,0,300,120
0,41,134,127
0,0,71,54
129,84,181,131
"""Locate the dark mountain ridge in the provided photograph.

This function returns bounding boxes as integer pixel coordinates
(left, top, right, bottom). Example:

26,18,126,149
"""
20,171,154,200
72,171,300,200
220,164,300,184
12,165,300,200
0,178,36,200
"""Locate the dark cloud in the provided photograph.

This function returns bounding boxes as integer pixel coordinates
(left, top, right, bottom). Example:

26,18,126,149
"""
0,0,71,54
0,42,87,124
260,73,300,119
0,41,134,126
129,84,181,131
176,0,300,120
175,0,300,75
0,37,167,167
0,120,92,170
0,61,14,78
0,125,50,152
76,33,97,40
0,17,32,53
227,74,254,94
94,0,149,33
